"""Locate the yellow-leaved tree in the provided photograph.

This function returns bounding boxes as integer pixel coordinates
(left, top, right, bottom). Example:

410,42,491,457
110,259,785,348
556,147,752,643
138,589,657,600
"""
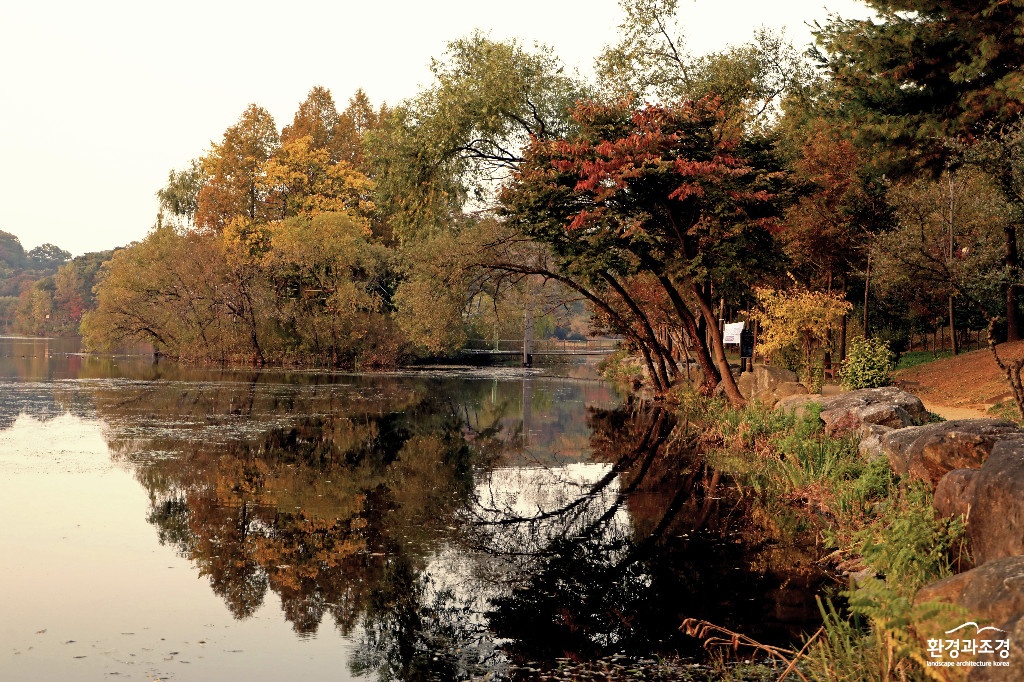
751,287,851,386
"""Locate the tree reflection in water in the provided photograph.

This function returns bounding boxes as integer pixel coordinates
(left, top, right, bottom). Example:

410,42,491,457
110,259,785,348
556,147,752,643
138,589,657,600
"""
86,374,821,679
467,399,825,671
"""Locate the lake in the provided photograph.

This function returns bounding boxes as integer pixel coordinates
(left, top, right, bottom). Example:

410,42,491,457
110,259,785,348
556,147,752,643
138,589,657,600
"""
0,337,823,681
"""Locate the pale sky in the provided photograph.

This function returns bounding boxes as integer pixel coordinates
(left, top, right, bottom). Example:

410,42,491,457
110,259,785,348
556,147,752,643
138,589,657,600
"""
0,0,870,256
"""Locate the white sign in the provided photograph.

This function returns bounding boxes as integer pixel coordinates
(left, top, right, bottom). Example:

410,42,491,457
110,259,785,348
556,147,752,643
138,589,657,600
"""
723,322,745,345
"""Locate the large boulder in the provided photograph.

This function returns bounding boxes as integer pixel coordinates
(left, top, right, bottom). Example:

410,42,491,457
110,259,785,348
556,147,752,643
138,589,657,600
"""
916,555,1024,630
880,419,1020,485
858,424,895,462
817,386,929,436
736,365,803,404
963,440,1024,566
966,615,1023,680
915,556,1024,679
934,468,978,519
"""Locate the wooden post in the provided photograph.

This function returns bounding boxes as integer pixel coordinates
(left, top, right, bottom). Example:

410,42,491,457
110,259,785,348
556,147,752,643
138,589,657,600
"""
523,279,533,367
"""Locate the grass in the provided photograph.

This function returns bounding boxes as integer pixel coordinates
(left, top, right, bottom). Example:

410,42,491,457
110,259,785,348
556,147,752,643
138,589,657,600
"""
684,392,969,681
988,398,1022,425
896,350,953,370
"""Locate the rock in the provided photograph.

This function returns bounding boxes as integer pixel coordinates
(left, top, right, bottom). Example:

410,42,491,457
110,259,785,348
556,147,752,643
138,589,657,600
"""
773,381,809,403
775,393,824,421
934,469,978,519
858,424,894,462
916,557,1024,679
818,387,928,436
736,365,801,404
967,615,1023,680
964,440,1024,566
880,419,1019,485
916,555,1024,638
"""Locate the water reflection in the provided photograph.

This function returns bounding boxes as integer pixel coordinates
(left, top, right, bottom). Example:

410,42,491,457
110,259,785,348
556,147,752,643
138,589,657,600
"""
1,338,823,680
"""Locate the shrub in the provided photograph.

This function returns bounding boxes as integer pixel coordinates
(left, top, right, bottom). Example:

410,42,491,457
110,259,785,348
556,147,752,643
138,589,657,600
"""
841,337,895,389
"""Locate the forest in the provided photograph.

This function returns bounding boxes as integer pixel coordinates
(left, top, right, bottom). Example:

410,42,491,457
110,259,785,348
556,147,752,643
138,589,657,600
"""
9,0,1024,397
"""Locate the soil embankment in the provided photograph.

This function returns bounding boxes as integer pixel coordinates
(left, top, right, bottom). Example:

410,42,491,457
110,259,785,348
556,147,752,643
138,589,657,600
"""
895,341,1024,419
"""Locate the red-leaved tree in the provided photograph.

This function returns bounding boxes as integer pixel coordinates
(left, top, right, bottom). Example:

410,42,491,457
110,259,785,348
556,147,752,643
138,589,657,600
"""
499,97,786,402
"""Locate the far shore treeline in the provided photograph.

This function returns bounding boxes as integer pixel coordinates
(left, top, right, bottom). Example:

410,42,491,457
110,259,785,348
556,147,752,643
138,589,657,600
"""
4,0,1024,396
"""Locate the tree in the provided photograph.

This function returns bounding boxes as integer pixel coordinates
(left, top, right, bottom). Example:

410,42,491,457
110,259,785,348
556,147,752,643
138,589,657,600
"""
365,32,586,241
335,89,384,170
814,0,1024,174
956,121,1024,340
82,225,246,359
815,2,1024,338
260,212,395,367
780,125,885,291
596,0,809,132
500,98,787,401
281,86,344,158
157,158,206,225
261,136,375,220
874,167,1010,351
27,243,71,272
752,287,851,384
195,104,280,231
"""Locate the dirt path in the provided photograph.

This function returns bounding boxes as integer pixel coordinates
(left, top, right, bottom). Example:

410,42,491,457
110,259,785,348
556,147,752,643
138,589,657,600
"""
895,341,1024,418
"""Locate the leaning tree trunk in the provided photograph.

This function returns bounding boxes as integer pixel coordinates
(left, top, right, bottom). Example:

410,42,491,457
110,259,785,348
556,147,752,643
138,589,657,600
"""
656,274,721,391
690,282,745,406
600,271,675,390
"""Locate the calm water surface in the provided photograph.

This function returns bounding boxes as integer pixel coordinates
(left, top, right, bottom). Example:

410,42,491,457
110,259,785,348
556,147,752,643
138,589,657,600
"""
0,338,822,681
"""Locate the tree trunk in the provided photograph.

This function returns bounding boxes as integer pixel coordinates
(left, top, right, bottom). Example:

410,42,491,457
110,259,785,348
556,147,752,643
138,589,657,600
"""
863,253,871,339
691,283,745,406
600,271,673,390
1006,224,1021,341
656,274,720,390
949,295,959,355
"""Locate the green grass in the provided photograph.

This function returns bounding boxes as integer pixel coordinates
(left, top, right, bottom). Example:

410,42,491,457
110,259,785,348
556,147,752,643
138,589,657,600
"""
896,350,953,370
988,398,1022,425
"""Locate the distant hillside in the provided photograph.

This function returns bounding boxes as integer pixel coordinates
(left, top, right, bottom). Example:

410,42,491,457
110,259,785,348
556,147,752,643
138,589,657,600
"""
0,230,115,335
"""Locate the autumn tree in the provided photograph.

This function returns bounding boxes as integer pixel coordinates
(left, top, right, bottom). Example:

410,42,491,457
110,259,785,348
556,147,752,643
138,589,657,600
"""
81,225,244,359
261,135,375,220
752,287,852,384
259,212,396,367
283,87,385,171
500,98,787,402
281,86,344,157
195,104,280,231
335,89,384,170
780,126,882,290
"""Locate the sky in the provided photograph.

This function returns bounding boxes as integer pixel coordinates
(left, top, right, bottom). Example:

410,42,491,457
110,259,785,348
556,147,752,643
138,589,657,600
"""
0,0,871,257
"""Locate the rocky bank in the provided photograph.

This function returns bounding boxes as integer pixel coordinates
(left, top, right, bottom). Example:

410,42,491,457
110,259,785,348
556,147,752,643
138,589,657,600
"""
762,378,1024,679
